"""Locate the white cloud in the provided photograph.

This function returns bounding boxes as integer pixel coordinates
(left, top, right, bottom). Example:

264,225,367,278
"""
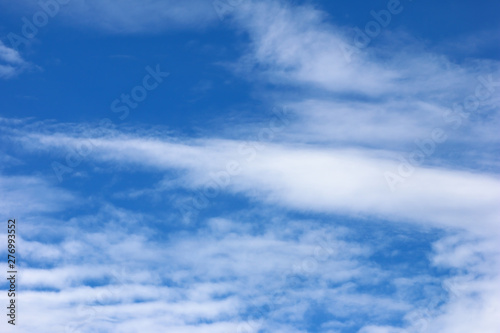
282,98,500,151
231,1,499,100
229,0,500,157
231,1,396,96
16,132,500,235
5,0,220,34
361,234,500,333
0,41,29,78
0,174,75,215
0,210,410,332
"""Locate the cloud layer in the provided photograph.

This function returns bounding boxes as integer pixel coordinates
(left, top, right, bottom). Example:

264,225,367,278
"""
1,0,499,332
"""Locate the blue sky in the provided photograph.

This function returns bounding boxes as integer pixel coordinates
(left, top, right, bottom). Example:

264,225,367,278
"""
1,0,499,332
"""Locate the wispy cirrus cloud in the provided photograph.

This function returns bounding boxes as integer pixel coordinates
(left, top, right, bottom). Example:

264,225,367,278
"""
9,125,500,236
0,174,75,215
0,203,436,333
361,234,500,333
0,41,29,78
3,0,220,34
230,1,499,100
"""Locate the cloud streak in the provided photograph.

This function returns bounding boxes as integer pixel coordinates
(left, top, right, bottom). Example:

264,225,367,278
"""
0,41,29,78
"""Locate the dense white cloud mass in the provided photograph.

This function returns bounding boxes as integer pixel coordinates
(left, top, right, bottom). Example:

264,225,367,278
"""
11,130,500,235
0,0,499,332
